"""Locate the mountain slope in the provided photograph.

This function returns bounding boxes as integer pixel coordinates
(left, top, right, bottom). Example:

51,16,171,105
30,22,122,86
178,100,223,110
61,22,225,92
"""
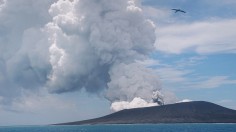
57,101,236,125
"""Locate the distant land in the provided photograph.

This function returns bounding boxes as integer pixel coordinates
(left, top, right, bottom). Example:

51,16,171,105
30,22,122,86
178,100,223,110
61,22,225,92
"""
56,101,236,125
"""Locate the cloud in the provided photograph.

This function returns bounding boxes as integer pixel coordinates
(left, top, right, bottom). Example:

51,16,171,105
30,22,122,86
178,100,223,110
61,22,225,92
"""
150,55,236,90
158,67,236,90
190,76,236,89
138,57,206,87
156,67,191,83
205,0,236,5
174,56,206,67
155,19,236,54
142,6,172,23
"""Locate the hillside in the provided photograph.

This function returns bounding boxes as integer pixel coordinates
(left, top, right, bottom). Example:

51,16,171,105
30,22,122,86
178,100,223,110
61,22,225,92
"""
56,101,236,125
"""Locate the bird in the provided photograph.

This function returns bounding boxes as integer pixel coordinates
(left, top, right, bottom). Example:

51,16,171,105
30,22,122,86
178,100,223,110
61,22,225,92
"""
172,9,186,13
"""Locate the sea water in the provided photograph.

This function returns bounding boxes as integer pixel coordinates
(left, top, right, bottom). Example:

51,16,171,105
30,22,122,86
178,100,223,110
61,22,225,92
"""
0,124,236,132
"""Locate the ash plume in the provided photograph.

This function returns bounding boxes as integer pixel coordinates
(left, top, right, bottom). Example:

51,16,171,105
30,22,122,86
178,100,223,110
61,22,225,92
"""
0,0,164,110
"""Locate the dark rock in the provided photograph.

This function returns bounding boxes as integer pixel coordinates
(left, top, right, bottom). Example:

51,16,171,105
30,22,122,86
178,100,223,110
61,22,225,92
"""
56,101,236,125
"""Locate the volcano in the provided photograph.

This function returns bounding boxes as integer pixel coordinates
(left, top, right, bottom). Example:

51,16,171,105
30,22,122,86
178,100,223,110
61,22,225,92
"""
56,101,236,125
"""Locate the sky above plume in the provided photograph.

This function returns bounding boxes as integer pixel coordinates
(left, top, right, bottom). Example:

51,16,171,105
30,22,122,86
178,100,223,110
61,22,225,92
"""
0,0,236,126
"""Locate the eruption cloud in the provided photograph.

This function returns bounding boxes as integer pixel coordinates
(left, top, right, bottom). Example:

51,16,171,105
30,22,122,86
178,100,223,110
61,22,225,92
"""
0,0,163,111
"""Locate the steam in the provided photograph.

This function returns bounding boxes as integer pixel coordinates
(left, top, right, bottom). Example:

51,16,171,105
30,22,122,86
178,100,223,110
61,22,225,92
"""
177,99,193,103
111,97,157,112
0,0,163,110
111,91,164,112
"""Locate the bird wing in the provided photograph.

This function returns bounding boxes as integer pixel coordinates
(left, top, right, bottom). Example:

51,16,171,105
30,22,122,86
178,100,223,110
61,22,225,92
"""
172,9,186,13
172,9,178,13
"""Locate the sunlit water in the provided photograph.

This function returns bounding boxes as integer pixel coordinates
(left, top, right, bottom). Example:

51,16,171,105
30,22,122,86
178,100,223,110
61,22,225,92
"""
0,124,236,132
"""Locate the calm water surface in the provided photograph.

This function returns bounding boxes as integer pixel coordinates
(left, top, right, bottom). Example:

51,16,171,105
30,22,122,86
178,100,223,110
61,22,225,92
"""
0,124,236,132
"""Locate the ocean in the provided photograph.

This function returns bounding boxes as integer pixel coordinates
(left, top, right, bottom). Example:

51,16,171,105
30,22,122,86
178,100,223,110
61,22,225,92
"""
0,124,236,132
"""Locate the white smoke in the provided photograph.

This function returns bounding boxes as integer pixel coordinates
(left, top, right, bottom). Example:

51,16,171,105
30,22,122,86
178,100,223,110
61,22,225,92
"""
177,99,193,103
107,63,161,102
0,0,164,110
111,97,157,112
0,0,54,104
0,0,6,11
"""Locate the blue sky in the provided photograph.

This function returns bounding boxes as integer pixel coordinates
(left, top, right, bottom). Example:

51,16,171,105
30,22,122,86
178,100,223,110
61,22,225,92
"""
0,0,236,126
142,0,236,109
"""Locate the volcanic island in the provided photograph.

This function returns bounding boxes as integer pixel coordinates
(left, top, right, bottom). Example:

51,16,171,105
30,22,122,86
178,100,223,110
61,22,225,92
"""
55,101,236,125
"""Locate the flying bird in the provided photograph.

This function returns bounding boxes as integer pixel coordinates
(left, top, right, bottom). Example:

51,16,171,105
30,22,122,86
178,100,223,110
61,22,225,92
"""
172,9,186,13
